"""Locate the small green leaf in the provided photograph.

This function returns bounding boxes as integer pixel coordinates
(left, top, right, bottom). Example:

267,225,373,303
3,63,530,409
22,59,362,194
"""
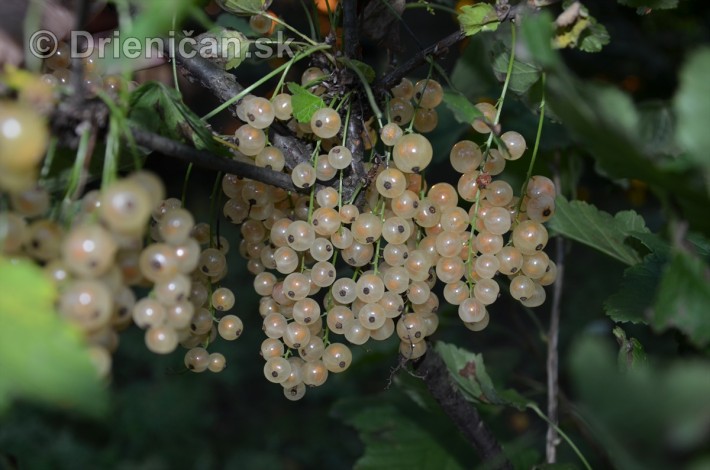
286,82,326,124
613,327,647,372
674,47,710,169
435,342,528,410
548,196,649,266
458,4,500,37
652,251,710,348
604,253,665,323
520,12,558,67
0,257,106,416
491,42,542,94
617,0,678,9
442,90,483,125
128,82,222,153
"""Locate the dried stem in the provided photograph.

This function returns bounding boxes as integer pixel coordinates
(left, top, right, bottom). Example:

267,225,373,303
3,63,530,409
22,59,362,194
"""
412,347,513,469
342,0,360,59
546,169,566,463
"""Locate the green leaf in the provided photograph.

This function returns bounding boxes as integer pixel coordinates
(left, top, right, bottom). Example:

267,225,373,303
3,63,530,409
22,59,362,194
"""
286,82,326,124
520,12,559,68
578,21,610,53
458,4,500,37
604,253,665,323
613,327,647,372
0,257,106,416
617,0,678,9
548,196,649,266
491,42,542,94
128,82,222,153
442,90,483,125
674,47,710,169
334,398,470,469
435,342,528,410
652,251,710,348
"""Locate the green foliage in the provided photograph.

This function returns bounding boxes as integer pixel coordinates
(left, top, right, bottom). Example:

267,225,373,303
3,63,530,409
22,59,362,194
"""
652,250,710,348
491,40,542,94
335,400,467,469
570,336,710,469
346,60,376,84
287,83,326,123
435,342,528,410
441,90,483,125
553,2,610,53
128,82,223,153
0,258,106,416
674,47,710,169
604,253,665,323
457,4,501,37
548,197,649,266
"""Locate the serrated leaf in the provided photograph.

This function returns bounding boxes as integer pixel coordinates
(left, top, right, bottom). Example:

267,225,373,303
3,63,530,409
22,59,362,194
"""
442,91,483,124
604,253,665,323
286,82,326,124
333,394,472,470
491,42,542,94
617,0,678,9
674,47,710,169
652,251,710,348
128,82,222,153
578,21,610,53
0,257,107,416
458,4,500,37
548,196,649,266
435,342,528,410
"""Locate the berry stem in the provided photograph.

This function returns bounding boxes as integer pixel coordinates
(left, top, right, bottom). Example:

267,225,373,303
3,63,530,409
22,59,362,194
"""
528,403,592,470
342,58,384,124
516,72,547,221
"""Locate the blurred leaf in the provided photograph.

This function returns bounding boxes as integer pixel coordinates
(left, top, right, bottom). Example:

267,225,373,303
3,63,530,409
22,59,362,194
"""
674,47,710,169
637,102,682,159
491,42,542,94
613,327,647,372
435,342,528,410
0,258,106,416
128,82,222,153
617,0,678,8
571,336,710,468
287,83,325,124
442,91,483,124
124,0,194,42
605,253,665,323
458,4,500,37
548,197,649,266
522,13,710,234
451,37,498,100
652,251,710,348
535,464,580,470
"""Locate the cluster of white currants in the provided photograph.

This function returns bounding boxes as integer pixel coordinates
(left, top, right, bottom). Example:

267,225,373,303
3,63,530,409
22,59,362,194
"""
219,73,557,400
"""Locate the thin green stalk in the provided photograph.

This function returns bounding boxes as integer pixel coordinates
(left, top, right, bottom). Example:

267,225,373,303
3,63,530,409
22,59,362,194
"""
172,14,182,95
39,137,57,185
516,73,546,220
202,44,331,120
298,0,318,42
181,163,194,207
58,126,91,220
528,403,592,470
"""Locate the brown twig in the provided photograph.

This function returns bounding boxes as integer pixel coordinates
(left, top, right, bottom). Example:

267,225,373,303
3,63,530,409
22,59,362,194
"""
412,347,513,469
343,0,360,59
375,29,466,93
131,127,303,193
